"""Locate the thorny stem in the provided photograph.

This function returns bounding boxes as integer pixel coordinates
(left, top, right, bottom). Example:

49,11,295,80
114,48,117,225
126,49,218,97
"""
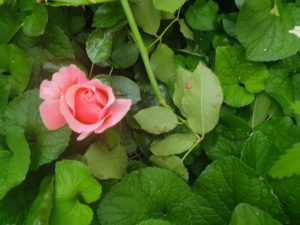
120,0,168,108
120,0,202,160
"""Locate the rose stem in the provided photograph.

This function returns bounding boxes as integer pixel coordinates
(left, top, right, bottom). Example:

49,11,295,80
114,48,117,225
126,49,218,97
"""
120,0,169,108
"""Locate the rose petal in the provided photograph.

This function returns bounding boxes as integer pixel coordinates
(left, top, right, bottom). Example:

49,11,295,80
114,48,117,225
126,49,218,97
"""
52,64,89,91
87,80,115,109
60,96,109,134
77,132,92,141
39,80,60,100
95,99,132,134
39,100,66,130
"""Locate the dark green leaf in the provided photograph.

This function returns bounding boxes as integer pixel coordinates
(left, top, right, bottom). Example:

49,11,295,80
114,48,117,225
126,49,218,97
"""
23,4,48,37
93,3,125,28
112,41,139,69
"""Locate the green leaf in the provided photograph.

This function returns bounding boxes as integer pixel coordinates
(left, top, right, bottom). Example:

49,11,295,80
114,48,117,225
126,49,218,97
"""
132,0,161,35
292,101,300,114
150,155,189,180
92,3,125,28
97,167,198,225
112,41,139,69
178,19,194,40
237,0,300,61
0,6,24,44
0,80,10,114
235,0,245,9
134,106,179,134
50,160,102,225
185,0,219,31
250,93,272,129
84,130,128,180
215,46,268,107
272,176,300,224
138,219,173,225
0,44,33,97
0,127,30,200
269,143,300,178
192,156,284,224
152,0,186,13
4,90,71,170
23,4,48,37
25,176,54,225
86,29,112,64
174,62,223,135
230,203,282,225
150,43,176,83
150,133,197,156
0,174,41,225
44,0,116,6
241,131,280,177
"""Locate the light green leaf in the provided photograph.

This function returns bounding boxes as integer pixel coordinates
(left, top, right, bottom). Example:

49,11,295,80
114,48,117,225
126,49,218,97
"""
50,160,102,225
23,4,48,37
230,203,282,225
134,106,179,134
150,133,197,156
175,62,223,135
138,219,173,225
272,176,300,224
215,46,268,107
235,0,245,9
150,44,176,83
150,155,189,180
0,44,33,97
270,143,300,178
112,41,139,69
292,101,300,114
152,0,186,13
86,29,112,64
250,93,272,129
178,19,194,40
25,176,54,225
43,0,116,6
4,90,71,170
97,168,198,225
192,156,285,224
241,131,280,177
237,0,300,61
132,0,161,35
0,127,30,200
185,0,219,31
84,130,128,180
0,80,10,114
92,3,125,28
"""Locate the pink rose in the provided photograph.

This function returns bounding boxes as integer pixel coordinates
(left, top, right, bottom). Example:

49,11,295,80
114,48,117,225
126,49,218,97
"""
39,64,132,140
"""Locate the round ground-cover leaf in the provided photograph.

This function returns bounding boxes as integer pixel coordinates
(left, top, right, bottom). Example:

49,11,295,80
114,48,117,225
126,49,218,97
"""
250,92,272,129
134,106,179,134
237,0,300,61
272,175,300,224
215,46,268,107
23,4,48,37
241,131,280,177
185,0,219,31
153,0,186,13
229,203,282,225
150,133,197,156
0,127,30,200
269,143,300,179
150,43,176,84
132,0,161,35
97,167,198,225
150,155,189,180
93,3,125,28
138,218,173,225
84,130,128,180
174,62,223,135
25,176,54,225
50,160,102,225
192,156,285,225
86,29,112,64
112,41,139,69
0,44,33,97
4,89,71,170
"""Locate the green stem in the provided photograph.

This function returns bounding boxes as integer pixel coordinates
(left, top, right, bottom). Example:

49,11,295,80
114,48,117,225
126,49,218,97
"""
120,0,168,107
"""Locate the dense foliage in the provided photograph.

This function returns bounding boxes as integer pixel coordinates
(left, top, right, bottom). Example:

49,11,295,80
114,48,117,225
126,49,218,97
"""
0,0,300,224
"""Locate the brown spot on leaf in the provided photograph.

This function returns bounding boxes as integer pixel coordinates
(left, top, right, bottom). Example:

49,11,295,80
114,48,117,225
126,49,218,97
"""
185,80,193,89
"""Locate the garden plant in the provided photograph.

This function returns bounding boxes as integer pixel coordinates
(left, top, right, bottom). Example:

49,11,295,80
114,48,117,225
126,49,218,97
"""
0,0,300,224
